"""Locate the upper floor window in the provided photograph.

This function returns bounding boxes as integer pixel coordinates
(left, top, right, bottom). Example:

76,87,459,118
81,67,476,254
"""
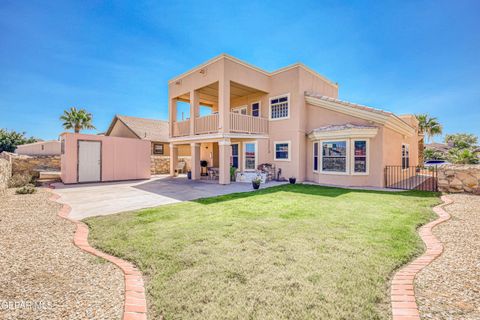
270,94,289,120
252,102,260,117
402,144,410,169
232,106,247,115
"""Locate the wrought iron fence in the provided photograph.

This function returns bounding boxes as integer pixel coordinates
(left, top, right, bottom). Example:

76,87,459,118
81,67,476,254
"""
384,165,438,192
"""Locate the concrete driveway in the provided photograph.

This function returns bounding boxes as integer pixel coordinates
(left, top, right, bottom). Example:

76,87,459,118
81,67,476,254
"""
52,175,286,220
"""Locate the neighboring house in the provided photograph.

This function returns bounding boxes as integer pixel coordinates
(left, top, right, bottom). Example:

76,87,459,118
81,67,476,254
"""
105,115,190,174
15,140,61,156
168,54,420,187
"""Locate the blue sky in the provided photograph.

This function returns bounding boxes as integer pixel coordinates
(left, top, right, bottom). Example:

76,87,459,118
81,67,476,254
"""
1,0,479,141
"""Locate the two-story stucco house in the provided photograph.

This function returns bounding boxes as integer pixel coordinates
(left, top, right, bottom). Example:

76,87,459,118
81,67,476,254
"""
168,54,420,187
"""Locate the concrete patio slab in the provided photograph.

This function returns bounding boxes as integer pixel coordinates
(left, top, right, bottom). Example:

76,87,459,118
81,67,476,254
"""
52,175,287,220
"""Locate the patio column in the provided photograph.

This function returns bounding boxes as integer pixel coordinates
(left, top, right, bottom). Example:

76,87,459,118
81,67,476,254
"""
218,139,231,185
169,98,177,137
189,90,199,135
169,143,178,176
190,142,201,180
218,77,230,133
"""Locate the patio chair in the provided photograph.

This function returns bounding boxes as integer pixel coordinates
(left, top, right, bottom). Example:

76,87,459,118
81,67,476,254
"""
175,161,186,174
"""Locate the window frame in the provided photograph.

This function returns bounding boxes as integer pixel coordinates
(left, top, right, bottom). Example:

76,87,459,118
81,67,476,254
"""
230,143,240,169
320,139,350,175
243,141,258,172
153,143,164,155
273,141,291,161
269,93,290,121
402,143,410,169
351,139,369,175
313,142,319,172
251,101,261,117
232,105,248,115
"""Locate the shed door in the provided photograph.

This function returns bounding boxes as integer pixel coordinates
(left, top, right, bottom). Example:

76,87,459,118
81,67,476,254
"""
78,141,101,182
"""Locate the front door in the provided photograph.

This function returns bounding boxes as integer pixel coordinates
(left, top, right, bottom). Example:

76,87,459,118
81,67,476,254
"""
78,141,101,182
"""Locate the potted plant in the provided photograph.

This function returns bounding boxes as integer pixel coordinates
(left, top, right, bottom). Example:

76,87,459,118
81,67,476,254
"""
187,170,192,179
252,176,262,190
230,166,237,182
289,176,296,184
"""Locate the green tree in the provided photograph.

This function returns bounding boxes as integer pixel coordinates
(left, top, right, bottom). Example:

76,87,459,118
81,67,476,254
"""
444,133,478,149
415,114,443,143
448,148,479,164
60,107,96,133
0,129,38,153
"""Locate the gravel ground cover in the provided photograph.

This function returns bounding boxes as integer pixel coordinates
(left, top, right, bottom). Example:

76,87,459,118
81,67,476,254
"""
416,194,480,320
0,188,123,320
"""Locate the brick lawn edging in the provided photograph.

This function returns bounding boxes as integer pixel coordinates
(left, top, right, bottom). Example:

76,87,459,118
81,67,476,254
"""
390,195,453,320
47,188,148,320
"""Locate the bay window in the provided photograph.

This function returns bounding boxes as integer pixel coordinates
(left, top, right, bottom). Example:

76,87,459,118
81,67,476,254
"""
313,142,319,172
315,139,369,174
322,141,347,173
353,140,367,174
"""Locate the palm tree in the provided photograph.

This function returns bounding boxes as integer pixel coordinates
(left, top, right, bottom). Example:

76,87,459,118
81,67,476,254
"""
60,107,96,133
448,148,479,164
416,114,443,143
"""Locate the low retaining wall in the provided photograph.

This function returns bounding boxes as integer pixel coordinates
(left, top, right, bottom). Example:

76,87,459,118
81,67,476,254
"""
438,165,480,194
0,158,12,193
151,155,191,174
0,152,60,176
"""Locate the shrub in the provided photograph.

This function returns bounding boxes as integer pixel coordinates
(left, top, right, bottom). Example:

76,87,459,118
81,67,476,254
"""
8,173,33,188
16,184,36,195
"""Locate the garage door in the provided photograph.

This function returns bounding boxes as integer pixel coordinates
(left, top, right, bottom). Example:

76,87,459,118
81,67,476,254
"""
78,141,101,182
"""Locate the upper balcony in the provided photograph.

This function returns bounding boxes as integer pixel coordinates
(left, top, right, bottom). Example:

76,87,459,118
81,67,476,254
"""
170,81,269,139
173,112,268,137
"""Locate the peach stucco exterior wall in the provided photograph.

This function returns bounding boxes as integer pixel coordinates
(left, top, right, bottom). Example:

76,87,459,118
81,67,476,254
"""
168,55,419,187
60,133,150,184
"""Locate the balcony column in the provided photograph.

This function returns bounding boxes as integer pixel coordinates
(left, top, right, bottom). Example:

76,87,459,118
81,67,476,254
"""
190,90,199,135
218,139,231,185
169,98,177,137
169,143,178,176
190,143,201,180
218,78,230,133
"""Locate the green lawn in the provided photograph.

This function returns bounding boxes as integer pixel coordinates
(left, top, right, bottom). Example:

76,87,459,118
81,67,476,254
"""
85,184,439,320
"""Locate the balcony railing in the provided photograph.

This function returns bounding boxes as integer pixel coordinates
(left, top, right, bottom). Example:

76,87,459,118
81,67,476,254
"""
230,113,268,134
172,113,268,137
195,114,219,134
173,120,190,137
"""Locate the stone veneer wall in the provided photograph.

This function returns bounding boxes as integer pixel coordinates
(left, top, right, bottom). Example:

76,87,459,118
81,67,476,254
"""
151,155,191,174
0,158,12,194
438,164,480,194
0,152,60,176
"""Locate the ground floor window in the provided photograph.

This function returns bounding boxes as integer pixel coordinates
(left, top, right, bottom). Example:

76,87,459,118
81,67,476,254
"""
353,140,367,173
274,141,290,161
322,141,347,173
231,143,239,168
153,143,164,155
313,142,319,171
244,142,257,171
315,139,369,175
402,144,410,169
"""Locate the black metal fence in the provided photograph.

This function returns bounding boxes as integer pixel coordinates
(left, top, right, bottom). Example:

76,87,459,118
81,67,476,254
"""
384,165,438,192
